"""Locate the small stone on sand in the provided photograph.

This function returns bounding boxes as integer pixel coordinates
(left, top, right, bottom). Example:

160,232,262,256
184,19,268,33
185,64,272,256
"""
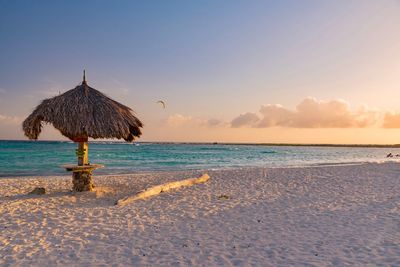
29,187,46,195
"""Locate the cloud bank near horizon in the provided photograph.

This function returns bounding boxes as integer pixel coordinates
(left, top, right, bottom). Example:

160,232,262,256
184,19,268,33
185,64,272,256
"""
383,113,400,128
231,98,379,128
165,114,227,128
163,97,400,130
3,97,400,141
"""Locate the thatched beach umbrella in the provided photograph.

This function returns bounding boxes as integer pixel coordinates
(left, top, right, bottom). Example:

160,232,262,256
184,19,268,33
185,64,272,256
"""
23,71,143,191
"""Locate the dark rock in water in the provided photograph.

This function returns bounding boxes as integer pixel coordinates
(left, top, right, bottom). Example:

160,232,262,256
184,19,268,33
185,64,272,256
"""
29,187,46,195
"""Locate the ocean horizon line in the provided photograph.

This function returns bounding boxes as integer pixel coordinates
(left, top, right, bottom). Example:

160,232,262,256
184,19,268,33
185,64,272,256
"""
1,139,400,148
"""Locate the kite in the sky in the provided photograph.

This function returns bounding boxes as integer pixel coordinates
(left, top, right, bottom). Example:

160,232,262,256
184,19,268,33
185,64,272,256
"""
157,100,166,109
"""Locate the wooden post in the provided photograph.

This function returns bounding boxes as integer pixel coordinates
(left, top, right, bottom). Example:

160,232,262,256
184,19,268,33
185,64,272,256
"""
72,137,93,191
77,142,89,166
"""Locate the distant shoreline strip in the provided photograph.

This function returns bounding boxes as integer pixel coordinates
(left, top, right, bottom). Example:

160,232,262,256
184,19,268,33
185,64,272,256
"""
1,139,400,148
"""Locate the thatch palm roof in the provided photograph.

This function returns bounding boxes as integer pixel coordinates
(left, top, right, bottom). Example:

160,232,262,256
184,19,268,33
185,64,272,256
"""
23,74,143,142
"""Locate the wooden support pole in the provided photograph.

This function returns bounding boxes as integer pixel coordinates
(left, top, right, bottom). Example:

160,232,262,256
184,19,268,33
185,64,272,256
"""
71,137,92,191
77,142,89,166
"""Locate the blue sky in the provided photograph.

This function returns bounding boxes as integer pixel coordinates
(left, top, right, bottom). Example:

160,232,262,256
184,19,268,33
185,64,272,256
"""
1,1,400,143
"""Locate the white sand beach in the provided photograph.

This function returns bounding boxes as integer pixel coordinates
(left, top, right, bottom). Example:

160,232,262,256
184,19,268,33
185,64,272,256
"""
1,162,400,266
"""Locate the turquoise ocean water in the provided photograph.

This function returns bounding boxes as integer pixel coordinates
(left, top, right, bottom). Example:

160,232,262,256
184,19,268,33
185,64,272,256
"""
0,140,399,177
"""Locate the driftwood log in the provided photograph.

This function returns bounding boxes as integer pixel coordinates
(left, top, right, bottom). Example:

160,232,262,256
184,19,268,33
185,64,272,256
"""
116,173,210,206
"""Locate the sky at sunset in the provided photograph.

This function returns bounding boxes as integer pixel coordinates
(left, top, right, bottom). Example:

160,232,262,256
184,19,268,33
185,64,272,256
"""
1,0,400,144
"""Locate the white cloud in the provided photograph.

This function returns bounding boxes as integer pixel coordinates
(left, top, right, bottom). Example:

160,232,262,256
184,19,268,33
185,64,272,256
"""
231,113,260,128
165,114,228,128
382,112,400,128
258,104,293,127
204,118,228,128
0,114,23,125
165,114,194,126
231,97,378,128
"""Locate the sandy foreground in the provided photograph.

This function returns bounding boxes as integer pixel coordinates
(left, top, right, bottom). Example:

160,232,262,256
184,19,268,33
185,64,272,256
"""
1,163,400,266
